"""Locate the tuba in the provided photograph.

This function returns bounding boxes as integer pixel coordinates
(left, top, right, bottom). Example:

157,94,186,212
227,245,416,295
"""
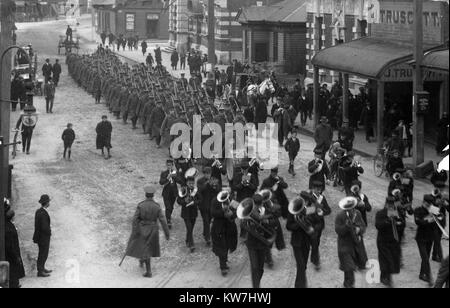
393,172,402,181
237,198,277,246
288,196,315,235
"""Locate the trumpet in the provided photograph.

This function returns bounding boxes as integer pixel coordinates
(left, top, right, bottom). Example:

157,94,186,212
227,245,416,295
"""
272,176,281,191
212,157,223,169
167,169,177,184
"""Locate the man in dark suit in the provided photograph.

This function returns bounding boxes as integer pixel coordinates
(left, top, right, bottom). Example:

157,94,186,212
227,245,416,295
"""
42,58,53,83
33,194,52,277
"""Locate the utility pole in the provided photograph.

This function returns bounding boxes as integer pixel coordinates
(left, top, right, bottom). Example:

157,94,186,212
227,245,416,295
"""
412,0,424,166
207,0,215,72
0,0,14,262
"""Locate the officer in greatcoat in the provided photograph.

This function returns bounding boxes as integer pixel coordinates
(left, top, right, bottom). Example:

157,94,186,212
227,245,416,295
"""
125,186,170,278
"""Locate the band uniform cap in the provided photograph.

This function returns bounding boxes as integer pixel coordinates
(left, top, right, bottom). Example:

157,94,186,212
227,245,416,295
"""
270,167,279,173
39,194,51,205
144,186,156,194
338,196,358,210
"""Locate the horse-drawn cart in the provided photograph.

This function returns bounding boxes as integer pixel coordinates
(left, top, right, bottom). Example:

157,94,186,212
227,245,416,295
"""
58,36,80,55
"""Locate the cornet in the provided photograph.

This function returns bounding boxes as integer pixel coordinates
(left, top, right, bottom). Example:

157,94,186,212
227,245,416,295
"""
167,169,177,184
212,158,222,169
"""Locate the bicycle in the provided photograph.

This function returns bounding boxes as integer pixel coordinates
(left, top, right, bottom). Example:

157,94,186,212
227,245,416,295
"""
11,128,23,159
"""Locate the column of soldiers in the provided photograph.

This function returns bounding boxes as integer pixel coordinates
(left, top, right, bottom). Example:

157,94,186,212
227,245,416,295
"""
66,49,449,288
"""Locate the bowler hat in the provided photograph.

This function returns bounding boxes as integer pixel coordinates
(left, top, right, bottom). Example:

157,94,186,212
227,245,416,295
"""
338,196,358,210
39,194,51,205
144,186,156,194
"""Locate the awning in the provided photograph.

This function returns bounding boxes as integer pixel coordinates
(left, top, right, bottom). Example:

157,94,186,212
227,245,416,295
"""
311,37,417,80
421,49,449,73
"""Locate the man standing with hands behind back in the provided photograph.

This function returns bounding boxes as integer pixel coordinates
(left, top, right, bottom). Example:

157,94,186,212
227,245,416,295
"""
33,194,52,278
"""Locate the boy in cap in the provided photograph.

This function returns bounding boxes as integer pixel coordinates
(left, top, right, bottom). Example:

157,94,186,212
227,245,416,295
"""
285,129,300,176
61,123,75,160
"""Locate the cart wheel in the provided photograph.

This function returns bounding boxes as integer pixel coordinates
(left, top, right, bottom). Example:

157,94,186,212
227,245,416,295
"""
373,154,384,177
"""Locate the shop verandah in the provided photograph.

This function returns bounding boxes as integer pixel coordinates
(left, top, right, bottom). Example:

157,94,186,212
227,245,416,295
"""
310,36,448,168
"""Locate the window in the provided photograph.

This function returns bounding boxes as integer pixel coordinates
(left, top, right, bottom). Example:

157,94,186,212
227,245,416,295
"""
316,17,323,50
126,13,135,31
273,32,278,62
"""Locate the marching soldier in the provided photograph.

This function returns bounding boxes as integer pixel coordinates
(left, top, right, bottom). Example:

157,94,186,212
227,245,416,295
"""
149,101,166,148
124,186,170,278
127,88,140,128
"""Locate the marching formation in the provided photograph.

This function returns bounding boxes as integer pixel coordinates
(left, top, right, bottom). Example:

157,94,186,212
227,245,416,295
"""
63,47,449,289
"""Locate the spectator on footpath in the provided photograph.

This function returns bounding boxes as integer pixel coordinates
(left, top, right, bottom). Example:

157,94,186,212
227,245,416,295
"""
33,194,53,278
141,40,148,56
44,77,56,114
52,59,62,87
42,58,52,83
4,199,25,288
436,112,449,155
62,123,75,160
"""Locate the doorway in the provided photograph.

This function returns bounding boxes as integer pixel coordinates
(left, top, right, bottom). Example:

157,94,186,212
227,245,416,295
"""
254,43,269,62
146,20,158,38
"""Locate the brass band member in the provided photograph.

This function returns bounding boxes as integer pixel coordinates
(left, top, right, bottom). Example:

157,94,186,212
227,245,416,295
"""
258,189,286,269
159,159,179,229
231,163,258,202
341,151,364,195
375,197,405,287
387,168,405,196
210,156,227,189
124,186,170,278
286,196,313,288
175,143,193,185
241,194,278,288
348,180,372,226
260,167,289,219
429,189,448,263
308,182,331,271
197,167,221,247
308,148,330,191
414,195,441,286
177,176,202,253
335,197,368,288
211,190,238,276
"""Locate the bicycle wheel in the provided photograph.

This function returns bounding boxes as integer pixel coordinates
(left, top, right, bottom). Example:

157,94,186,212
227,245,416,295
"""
373,154,384,177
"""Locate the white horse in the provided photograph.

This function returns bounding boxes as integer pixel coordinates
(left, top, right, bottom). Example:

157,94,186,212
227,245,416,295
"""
258,78,276,96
